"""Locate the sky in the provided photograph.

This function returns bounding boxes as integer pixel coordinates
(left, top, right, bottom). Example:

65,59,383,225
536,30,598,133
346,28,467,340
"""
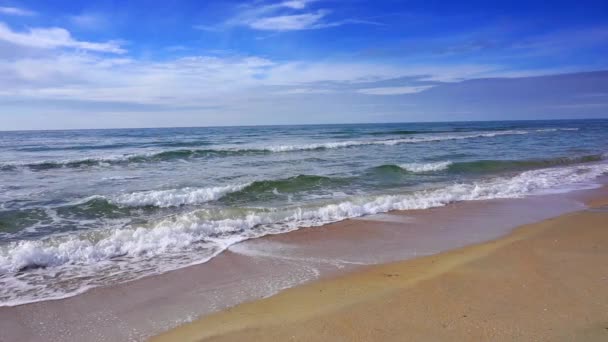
0,0,607,130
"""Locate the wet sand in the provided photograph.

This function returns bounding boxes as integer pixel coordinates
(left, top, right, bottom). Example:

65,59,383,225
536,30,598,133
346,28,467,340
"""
1,186,606,341
154,190,608,341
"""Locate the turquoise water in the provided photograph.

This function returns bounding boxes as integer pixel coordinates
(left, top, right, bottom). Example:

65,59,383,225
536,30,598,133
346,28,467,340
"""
1,119,607,305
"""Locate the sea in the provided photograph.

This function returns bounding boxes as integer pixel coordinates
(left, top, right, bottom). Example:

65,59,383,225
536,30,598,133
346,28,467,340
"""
1,119,607,306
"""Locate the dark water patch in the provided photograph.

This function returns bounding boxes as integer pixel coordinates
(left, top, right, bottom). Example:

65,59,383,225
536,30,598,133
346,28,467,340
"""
369,164,411,175
0,198,133,235
367,154,604,178
424,153,473,161
15,143,138,152
367,130,449,136
55,197,133,220
0,208,50,233
0,164,18,172
31,159,104,171
448,154,603,174
0,148,273,172
146,140,210,148
221,175,350,204
362,165,426,186
0,197,157,239
135,148,270,162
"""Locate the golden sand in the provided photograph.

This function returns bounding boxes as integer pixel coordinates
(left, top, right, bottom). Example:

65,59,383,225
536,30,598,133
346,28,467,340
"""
153,200,608,341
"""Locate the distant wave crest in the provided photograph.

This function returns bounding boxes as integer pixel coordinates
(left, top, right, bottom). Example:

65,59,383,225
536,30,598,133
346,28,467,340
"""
372,154,604,175
0,128,578,172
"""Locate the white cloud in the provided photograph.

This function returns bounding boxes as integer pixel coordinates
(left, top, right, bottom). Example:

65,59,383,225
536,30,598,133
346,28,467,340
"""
249,10,328,31
280,0,316,9
0,48,506,108
0,22,125,53
275,87,336,95
357,85,435,95
0,6,35,16
1,44,593,129
197,0,369,32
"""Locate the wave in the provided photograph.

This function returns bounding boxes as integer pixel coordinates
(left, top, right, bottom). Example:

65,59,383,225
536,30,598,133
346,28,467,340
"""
0,149,269,171
109,183,251,208
366,127,578,136
86,154,608,209
0,129,576,172
13,158,112,171
0,176,349,229
6,154,604,220
1,161,606,273
1,186,239,237
14,140,211,152
399,161,453,173
374,154,603,175
16,145,125,153
0,156,128,171
535,128,579,132
220,175,349,204
3,154,601,239
1,161,607,305
263,130,531,152
108,176,345,208
148,140,211,148
447,154,602,173
367,129,447,136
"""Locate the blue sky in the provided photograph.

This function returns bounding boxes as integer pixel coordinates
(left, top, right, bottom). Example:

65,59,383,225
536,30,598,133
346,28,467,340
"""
0,0,607,130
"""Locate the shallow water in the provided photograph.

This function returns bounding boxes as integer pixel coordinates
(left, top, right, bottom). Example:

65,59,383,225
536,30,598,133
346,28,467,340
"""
1,119,607,305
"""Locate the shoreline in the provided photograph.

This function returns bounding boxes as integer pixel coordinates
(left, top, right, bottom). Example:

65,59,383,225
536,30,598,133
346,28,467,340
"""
153,187,608,341
1,185,606,341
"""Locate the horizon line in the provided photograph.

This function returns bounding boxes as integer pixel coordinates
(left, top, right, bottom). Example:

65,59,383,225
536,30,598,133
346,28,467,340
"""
1,117,606,133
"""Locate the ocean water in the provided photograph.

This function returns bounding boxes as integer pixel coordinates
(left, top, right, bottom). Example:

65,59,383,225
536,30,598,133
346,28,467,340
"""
1,119,607,306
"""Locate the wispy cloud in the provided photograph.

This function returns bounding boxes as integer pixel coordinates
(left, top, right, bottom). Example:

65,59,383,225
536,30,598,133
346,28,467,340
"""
281,0,316,10
0,22,125,54
69,13,108,30
0,6,36,16
248,10,329,31
196,0,376,32
0,47,509,109
357,85,435,95
361,25,608,64
547,102,608,109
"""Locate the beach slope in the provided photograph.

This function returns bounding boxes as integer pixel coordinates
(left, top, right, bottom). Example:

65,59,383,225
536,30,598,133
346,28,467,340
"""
153,201,608,341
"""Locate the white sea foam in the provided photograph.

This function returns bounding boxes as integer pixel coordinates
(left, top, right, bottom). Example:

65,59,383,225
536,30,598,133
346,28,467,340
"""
101,175,141,181
536,127,579,132
262,127,579,152
110,183,251,208
5,162,608,272
1,161,606,306
400,161,453,173
263,130,530,152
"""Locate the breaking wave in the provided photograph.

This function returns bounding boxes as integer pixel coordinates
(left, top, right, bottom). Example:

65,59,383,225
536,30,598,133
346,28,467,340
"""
374,154,603,175
399,161,454,173
109,183,252,208
1,160,607,306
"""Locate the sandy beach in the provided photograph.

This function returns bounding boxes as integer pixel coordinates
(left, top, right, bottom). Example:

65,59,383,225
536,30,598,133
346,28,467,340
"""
153,190,608,341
